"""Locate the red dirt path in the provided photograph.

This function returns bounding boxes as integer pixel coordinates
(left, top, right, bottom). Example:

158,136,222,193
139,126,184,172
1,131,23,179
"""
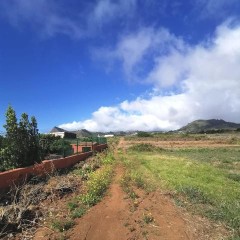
65,138,228,240
34,138,229,240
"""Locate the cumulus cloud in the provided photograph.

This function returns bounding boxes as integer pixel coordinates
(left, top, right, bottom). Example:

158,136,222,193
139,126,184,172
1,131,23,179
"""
60,21,240,132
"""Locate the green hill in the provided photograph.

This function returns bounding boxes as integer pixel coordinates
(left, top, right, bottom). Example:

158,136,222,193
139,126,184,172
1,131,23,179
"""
178,119,240,133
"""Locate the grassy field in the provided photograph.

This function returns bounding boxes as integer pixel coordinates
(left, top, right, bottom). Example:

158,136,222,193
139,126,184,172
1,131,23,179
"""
121,136,240,238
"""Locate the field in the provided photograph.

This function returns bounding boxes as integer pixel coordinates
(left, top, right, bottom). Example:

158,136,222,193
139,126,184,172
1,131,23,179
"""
123,133,240,239
1,133,240,239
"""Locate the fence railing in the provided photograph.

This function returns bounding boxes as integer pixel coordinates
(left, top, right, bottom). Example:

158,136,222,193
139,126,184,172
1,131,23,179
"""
66,136,107,154
65,136,107,145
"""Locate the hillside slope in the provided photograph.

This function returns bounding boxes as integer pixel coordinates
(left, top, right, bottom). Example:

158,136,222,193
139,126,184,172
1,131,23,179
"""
72,129,92,138
178,119,240,133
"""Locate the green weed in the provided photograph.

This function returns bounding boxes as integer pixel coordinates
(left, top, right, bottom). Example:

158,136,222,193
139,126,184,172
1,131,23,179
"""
228,236,240,240
179,186,212,204
128,143,161,152
71,207,87,219
81,165,113,207
65,151,115,221
227,173,240,182
51,219,74,232
67,201,78,211
132,173,145,189
101,152,115,165
120,174,139,199
143,212,154,224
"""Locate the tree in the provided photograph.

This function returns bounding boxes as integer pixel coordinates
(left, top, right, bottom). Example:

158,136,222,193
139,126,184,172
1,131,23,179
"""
2,106,20,169
1,106,41,170
19,113,30,166
0,135,7,171
39,134,72,158
28,116,40,164
18,113,41,166
0,135,4,149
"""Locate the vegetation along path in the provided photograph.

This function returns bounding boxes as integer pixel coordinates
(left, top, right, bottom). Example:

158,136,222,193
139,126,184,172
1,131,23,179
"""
65,138,228,240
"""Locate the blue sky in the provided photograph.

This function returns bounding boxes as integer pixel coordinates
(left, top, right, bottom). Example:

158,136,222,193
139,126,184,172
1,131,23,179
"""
1,0,240,132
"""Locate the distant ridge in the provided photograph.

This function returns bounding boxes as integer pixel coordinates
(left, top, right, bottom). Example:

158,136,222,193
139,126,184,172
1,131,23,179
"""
71,129,92,138
178,119,240,133
50,126,68,133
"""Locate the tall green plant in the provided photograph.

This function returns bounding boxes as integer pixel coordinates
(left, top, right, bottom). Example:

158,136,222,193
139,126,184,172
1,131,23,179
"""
0,106,41,170
18,113,40,166
2,106,20,169
39,134,73,158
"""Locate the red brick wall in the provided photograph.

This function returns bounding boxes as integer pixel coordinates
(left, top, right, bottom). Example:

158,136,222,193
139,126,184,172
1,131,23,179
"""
93,144,108,152
0,144,107,191
71,142,100,154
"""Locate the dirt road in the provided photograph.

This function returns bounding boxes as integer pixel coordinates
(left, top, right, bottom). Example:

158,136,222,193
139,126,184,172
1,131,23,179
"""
34,138,228,240
67,138,218,240
67,171,195,240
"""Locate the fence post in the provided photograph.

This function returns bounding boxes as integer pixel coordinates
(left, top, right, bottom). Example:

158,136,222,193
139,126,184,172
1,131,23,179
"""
76,138,78,154
62,138,65,158
91,137,93,152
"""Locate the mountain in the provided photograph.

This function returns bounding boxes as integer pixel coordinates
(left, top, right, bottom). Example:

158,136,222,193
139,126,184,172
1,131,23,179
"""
50,126,67,133
178,119,240,133
72,129,93,138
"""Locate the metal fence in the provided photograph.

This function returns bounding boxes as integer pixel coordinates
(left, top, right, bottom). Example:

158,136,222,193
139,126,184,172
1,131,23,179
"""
64,136,107,155
0,133,107,159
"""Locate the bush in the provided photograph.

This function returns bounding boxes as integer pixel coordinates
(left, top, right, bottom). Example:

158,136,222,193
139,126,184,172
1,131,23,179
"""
39,134,73,158
51,219,74,232
129,143,159,152
1,106,41,170
137,131,151,137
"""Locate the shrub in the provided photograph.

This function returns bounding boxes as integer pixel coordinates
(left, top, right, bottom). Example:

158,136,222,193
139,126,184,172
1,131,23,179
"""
51,219,74,232
129,143,157,152
137,131,151,137
1,106,41,170
71,207,86,219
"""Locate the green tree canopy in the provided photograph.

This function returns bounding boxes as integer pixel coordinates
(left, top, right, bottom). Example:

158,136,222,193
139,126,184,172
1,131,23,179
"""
0,106,41,170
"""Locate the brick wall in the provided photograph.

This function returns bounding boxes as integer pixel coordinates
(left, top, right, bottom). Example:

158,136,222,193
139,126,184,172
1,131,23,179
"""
0,144,107,191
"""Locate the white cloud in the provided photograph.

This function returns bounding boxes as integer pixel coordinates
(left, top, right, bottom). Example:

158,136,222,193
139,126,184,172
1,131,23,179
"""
0,0,137,39
0,0,83,39
93,27,185,81
60,21,240,132
194,0,239,19
91,0,136,25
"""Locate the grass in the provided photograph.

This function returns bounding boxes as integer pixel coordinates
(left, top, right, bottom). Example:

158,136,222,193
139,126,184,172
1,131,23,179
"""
120,174,139,200
125,132,210,141
80,165,113,206
49,149,115,235
227,173,240,182
128,143,163,152
71,206,87,219
66,149,115,220
126,132,240,142
124,144,240,237
51,219,75,232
